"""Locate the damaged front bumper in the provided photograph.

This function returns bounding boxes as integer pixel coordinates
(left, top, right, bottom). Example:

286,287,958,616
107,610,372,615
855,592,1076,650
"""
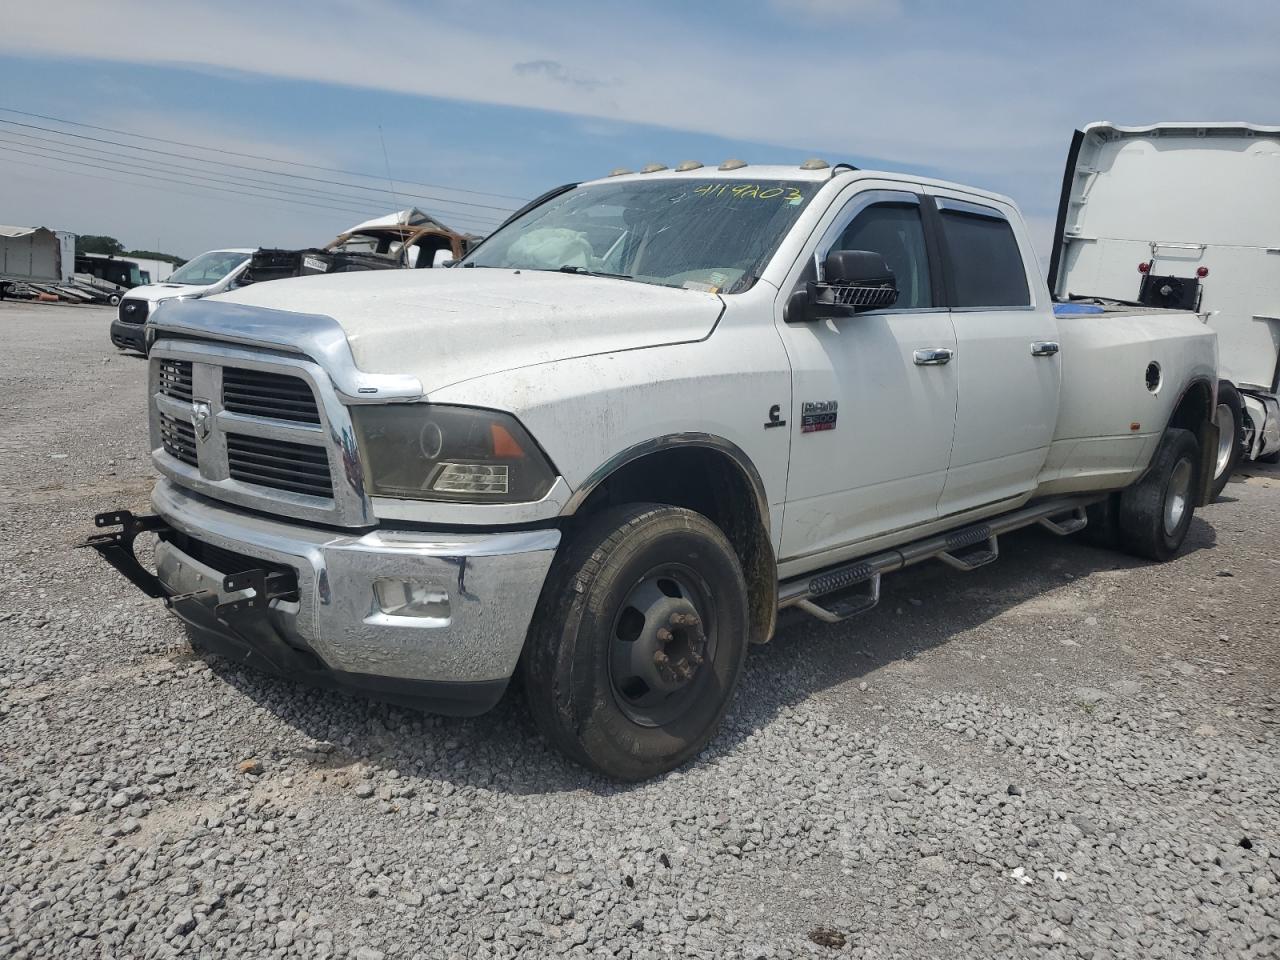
82,479,560,715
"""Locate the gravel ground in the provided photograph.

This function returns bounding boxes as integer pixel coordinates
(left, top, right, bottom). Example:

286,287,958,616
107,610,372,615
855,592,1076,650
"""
1,301,1278,960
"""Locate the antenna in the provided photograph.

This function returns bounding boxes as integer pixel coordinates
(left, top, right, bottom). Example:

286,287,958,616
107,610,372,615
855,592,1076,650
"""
377,124,401,214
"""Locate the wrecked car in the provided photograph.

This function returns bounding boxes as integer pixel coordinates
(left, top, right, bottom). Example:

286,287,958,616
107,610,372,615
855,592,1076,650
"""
241,208,478,284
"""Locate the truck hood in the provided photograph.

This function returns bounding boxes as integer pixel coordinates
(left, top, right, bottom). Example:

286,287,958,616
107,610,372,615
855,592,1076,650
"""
204,268,724,394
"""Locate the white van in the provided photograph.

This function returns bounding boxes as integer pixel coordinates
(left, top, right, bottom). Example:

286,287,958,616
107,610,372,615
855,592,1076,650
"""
111,249,252,354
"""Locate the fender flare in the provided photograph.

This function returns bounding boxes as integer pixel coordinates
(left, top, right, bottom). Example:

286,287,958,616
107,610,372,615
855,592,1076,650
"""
560,432,771,526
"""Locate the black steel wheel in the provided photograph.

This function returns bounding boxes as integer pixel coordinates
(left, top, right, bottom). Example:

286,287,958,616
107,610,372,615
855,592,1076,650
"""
608,565,716,728
523,503,749,781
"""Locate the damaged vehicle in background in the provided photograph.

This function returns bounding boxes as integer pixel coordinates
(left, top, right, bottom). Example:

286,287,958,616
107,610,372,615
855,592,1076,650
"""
111,249,252,354
240,208,478,284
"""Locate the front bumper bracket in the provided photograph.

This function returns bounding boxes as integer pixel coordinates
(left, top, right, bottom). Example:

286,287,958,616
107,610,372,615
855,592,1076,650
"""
78,510,171,598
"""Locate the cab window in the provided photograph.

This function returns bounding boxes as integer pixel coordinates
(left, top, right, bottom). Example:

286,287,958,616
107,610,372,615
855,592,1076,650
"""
832,203,933,309
938,209,1030,308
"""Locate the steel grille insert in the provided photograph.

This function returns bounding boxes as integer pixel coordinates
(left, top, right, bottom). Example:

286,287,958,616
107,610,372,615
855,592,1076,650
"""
227,434,333,498
157,359,193,403
158,412,198,466
222,368,321,424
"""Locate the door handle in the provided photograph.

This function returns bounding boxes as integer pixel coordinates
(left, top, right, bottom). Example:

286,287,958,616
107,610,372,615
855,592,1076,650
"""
1031,341,1060,357
913,348,953,366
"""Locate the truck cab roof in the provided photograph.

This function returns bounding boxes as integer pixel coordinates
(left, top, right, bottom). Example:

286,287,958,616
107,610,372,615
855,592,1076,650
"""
580,162,1017,209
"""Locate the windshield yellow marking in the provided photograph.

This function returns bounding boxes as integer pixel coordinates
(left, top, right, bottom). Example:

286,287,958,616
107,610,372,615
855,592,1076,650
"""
691,184,804,201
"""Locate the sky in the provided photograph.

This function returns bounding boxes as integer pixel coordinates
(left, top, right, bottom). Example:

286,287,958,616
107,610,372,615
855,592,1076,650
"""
1,0,1276,261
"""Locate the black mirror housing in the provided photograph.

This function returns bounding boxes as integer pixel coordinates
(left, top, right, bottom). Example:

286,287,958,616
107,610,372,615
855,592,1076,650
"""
824,249,895,288
787,250,899,322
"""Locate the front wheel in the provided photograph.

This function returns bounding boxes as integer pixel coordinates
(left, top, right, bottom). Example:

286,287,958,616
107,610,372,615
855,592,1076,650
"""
1209,381,1245,499
1117,428,1200,562
522,503,749,781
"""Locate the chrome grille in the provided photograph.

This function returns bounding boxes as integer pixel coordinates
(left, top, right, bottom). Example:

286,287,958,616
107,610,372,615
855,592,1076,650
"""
158,412,198,466
227,434,334,498
158,359,193,402
148,341,372,526
223,368,321,424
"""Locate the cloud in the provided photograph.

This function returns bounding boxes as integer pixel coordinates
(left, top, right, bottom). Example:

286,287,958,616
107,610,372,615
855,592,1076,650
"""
512,59,611,92
768,0,901,19
4,0,1278,241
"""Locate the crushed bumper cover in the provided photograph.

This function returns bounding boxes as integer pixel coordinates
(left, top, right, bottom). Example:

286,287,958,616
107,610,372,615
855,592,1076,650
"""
81,480,560,715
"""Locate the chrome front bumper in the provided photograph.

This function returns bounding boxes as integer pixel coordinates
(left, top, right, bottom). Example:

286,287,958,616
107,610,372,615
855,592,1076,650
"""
150,479,559,695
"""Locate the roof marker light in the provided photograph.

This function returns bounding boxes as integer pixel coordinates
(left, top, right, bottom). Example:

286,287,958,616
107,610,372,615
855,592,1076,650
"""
718,158,747,171
1196,266,1209,278
640,163,668,173
608,168,633,177
675,160,703,172
1138,261,1151,273
799,158,830,170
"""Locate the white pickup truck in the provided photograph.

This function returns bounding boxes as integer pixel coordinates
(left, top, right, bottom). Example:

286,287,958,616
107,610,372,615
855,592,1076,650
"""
86,159,1218,780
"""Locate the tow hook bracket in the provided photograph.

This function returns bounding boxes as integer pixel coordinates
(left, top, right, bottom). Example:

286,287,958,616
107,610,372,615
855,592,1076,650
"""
216,569,295,621
78,509,171,598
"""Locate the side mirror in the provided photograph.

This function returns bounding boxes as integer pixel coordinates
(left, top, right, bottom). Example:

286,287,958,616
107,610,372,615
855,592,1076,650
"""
786,249,898,322
432,249,455,268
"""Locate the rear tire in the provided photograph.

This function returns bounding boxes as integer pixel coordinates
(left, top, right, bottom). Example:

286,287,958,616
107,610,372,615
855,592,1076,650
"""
1209,381,1244,499
522,503,749,781
1117,428,1199,562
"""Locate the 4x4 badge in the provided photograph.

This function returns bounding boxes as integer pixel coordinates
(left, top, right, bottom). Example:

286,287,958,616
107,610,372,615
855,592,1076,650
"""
190,400,212,441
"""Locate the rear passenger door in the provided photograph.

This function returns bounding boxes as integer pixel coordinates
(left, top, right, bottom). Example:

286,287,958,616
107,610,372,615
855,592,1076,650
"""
926,190,1061,515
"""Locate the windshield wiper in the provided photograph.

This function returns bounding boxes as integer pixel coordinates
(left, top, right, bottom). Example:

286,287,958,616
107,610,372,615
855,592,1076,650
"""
557,265,638,281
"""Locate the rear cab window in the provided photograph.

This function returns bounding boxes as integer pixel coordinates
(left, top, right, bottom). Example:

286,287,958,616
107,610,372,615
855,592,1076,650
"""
937,204,1030,308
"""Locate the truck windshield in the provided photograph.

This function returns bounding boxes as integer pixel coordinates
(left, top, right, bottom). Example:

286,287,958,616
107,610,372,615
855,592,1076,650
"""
168,251,249,286
461,179,821,293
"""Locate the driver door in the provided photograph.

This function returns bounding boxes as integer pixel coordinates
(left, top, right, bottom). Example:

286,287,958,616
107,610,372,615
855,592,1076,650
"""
774,187,958,564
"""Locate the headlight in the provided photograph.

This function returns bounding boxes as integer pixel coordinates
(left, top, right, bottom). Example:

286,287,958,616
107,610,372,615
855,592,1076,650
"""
351,405,557,503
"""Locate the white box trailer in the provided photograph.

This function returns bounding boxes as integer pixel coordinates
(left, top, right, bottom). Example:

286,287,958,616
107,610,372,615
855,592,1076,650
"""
1050,121,1280,496
0,225,75,283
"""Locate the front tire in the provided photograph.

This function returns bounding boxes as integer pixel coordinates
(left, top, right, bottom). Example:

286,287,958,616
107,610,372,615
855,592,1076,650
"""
1209,381,1244,499
1117,428,1200,562
522,503,749,781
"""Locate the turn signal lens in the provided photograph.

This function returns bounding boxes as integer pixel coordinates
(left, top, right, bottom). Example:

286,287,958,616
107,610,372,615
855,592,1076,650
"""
490,423,526,459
